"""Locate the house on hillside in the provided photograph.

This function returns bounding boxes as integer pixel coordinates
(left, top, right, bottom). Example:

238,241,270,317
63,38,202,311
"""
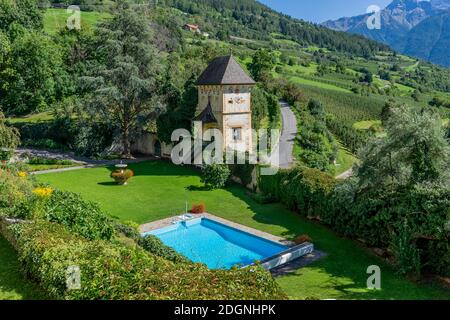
183,24,201,33
132,55,256,159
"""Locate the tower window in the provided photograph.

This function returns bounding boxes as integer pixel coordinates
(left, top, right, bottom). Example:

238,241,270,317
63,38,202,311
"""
232,127,242,141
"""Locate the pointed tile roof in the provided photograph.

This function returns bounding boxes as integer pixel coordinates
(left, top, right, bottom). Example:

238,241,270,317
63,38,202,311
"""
196,55,256,86
193,101,217,123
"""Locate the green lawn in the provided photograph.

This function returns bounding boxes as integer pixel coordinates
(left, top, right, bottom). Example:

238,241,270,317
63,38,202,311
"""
353,120,382,130
334,143,357,176
36,160,449,300
6,111,54,124
26,163,80,172
0,235,46,300
43,8,111,34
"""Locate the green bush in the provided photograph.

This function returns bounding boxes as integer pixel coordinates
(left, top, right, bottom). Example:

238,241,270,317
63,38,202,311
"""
112,219,141,238
259,165,335,217
0,167,36,218
201,164,231,189
392,222,421,277
230,162,255,187
42,190,114,241
28,157,73,166
138,235,190,264
0,111,20,158
0,149,13,162
8,220,287,300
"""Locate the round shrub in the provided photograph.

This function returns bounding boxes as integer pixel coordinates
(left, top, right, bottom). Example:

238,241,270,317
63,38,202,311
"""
110,169,134,185
201,164,230,189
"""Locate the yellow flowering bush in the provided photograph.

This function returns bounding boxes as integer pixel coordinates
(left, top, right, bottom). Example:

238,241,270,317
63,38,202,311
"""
18,171,27,178
32,187,54,198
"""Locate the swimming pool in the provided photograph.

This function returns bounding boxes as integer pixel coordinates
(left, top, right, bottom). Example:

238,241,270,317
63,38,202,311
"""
144,217,288,269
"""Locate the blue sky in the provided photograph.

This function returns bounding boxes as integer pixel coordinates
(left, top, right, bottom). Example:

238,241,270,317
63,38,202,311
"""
258,0,393,23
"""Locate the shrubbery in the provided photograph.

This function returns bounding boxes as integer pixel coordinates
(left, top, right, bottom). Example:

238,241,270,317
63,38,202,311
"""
259,166,335,218
0,111,20,162
295,100,337,173
0,168,34,218
28,157,73,166
7,220,286,300
201,164,230,189
42,190,114,241
230,162,255,187
260,106,450,278
138,235,190,264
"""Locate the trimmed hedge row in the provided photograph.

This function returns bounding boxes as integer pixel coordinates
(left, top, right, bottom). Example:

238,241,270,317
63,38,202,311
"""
8,220,286,300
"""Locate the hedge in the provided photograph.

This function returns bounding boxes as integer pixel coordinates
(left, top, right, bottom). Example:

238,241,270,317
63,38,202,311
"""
259,165,336,218
138,235,191,264
259,166,450,277
42,190,115,241
8,220,287,300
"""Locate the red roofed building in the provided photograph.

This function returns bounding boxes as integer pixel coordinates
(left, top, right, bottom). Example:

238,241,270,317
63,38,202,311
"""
183,24,200,33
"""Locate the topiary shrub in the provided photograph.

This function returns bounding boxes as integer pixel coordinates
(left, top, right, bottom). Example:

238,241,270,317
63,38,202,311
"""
201,164,230,189
110,169,134,185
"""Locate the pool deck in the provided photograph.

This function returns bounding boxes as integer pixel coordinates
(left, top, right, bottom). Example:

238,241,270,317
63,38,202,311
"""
139,213,295,247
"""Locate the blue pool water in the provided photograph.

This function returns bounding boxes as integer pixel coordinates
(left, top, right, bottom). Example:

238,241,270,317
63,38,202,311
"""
144,218,288,269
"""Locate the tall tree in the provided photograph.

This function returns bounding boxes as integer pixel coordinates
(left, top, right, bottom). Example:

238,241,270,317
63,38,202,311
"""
248,49,274,82
0,31,63,115
357,105,450,187
80,7,163,158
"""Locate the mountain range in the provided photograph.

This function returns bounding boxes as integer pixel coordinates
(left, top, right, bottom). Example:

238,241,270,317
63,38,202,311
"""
323,0,450,67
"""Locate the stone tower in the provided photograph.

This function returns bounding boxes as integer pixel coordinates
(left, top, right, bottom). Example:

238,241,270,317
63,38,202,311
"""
194,55,256,153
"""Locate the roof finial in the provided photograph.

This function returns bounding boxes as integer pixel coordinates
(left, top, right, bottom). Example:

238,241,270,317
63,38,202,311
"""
229,48,233,57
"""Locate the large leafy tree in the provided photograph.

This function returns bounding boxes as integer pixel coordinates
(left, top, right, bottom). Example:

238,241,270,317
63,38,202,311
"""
0,0,43,32
357,105,450,187
1,31,63,115
248,49,275,82
0,1,61,115
80,6,164,157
